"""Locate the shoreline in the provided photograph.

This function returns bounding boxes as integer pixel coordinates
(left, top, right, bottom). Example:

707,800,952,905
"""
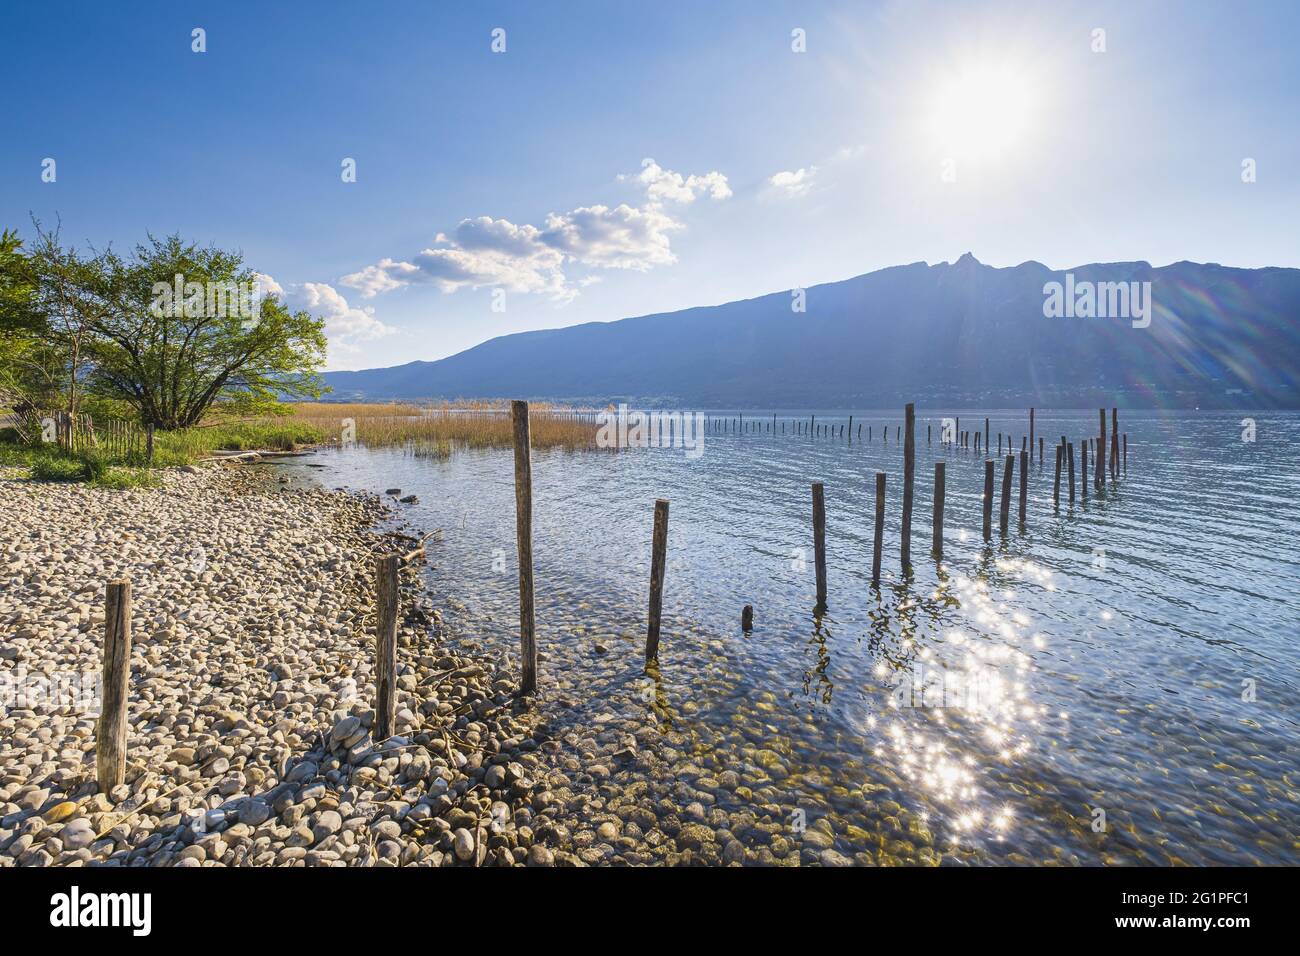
0,464,560,866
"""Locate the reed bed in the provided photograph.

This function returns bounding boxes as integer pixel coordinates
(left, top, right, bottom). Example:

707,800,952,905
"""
283,402,601,451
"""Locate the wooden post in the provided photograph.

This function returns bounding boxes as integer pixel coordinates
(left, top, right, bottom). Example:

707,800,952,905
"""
1111,408,1119,477
374,554,399,739
812,483,828,608
741,604,753,632
1018,449,1028,525
646,499,669,664
145,423,154,464
999,454,1014,535
510,400,537,693
901,403,915,572
1123,433,1128,474
97,580,132,792
872,472,885,585
932,462,945,561
1098,409,1106,491
927,424,931,444
982,460,994,541
847,415,853,441
1029,408,1035,460
984,418,990,451
1081,439,1089,501
1067,442,1076,504
1038,436,1044,467
1052,444,1062,508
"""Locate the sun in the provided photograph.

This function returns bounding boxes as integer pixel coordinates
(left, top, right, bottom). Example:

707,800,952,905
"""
928,62,1034,163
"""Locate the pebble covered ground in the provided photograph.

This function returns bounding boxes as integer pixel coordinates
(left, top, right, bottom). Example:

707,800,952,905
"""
0,464,900,866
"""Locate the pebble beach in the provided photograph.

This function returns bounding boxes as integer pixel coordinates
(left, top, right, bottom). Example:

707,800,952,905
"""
0,464,869,867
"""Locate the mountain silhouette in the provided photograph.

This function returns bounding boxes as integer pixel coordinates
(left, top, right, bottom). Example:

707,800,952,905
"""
323,256,1300,408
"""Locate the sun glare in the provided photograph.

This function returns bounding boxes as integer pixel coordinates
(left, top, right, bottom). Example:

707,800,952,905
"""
929,63,1034,162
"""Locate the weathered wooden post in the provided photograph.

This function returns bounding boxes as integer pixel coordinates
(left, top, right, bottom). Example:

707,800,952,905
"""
145,423,155,464
97,580,132,792
1053,444,1062,508
932,462,945,560
982,459,994,541
812,483,827,608
1081,439,1089,501
1098,409,1106,491
1029,408,1035,461
1067,442,1076,504
999,454,1014,535
901,403,915,571
1018,449,1028,525
1038,436,1044,467
646,498,669,664
374,554,399,739
927,424,932,444
1111,408,1119,477
872,472,885,585
741,604,753,632
510,400,538,693
847,415,853,441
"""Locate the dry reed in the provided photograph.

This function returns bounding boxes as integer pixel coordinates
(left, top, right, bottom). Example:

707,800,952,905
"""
282,402,600,451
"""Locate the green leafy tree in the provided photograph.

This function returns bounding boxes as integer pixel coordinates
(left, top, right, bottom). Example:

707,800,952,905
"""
0,228,59,437
87,234,327,428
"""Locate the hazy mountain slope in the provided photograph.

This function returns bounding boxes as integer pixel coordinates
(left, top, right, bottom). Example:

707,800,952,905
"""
323,255,1300,408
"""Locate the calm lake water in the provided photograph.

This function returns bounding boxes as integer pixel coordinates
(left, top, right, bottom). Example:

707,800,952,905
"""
285,409,1299,865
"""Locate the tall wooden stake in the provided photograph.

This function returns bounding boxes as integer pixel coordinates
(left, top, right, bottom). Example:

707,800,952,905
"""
1018,449,1028,525
1067,441,1076,504
374,554,399,739
932,462,945,561
999,454,1014,535
872,472,885,585
1098,408,1106,491
812,482,828,608
901,403,915,572
1053,444,1062,508
646,499,669,664
982,459,994,541
97,580,132,792
1081,439,1089,501
511,400,537,693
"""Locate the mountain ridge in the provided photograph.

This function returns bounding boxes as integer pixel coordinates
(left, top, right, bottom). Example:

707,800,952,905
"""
322,255,1300,408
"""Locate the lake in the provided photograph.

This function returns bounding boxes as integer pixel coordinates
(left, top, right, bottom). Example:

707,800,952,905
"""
282,408,1299,865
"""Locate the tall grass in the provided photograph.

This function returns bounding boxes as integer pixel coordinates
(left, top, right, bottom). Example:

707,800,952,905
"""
282,402,600,451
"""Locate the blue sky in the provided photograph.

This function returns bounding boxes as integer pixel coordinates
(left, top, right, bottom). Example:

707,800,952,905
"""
4,1,1297,370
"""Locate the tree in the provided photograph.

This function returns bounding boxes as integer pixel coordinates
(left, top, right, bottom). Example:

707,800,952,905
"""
0,228,59,438
22,221,119,423
88,234,326,428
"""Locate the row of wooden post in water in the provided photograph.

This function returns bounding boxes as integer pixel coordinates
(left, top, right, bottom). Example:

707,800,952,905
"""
86,401,1130,791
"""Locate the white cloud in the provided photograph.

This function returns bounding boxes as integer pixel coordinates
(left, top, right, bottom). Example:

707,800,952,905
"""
767,166,818,198
341,159,730,303
261,276,395,361
630,158,732,203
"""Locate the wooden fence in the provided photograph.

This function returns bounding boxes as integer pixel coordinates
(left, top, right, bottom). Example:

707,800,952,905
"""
39,411,152,461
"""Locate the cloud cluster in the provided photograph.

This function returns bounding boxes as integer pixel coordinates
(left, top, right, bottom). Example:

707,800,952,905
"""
341,159,730,303
767,166,818,197
257,273,393,357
